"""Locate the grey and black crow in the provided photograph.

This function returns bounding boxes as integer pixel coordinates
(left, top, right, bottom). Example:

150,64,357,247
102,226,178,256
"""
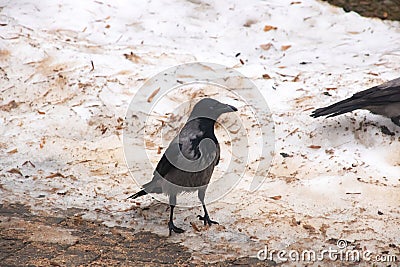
128,98,238,235
311,77,400,126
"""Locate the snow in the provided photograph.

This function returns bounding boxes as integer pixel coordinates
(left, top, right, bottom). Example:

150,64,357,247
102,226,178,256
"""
1,0,400,264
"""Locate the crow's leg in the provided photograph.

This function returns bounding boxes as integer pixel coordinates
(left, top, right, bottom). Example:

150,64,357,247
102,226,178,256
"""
197,189,218,226
168,194,184,236
391,116,400,127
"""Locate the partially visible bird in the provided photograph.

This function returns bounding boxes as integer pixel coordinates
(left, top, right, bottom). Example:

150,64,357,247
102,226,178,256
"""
128,98,238,235
311,77,400,126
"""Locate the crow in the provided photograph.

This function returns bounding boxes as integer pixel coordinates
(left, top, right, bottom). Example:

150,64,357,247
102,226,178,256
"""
311,77,400,126
128,98,238,235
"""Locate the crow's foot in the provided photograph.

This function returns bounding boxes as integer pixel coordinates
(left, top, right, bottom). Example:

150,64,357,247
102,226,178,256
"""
197,214,219,226
168,221,185,236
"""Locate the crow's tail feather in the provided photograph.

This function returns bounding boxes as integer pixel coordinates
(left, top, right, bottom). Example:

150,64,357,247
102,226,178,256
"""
127,189,147,199
310,98,365,118
127,179,162,199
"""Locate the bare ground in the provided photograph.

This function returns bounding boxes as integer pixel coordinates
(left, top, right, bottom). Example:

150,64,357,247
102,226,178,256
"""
322,0,400,21
0,203,274,266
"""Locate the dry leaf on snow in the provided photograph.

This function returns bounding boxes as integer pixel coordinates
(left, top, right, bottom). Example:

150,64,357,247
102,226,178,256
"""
263,25,277,32
260,43,273,50
270,195,282,200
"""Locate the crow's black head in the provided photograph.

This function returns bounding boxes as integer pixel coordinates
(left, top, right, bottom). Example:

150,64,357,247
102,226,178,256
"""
189,98,237,121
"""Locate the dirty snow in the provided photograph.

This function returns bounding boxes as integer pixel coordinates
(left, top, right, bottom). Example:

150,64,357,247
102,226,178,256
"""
1,0,399,264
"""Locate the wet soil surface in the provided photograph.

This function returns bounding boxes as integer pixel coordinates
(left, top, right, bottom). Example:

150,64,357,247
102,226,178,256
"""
323,0,400,21
0,203,275,266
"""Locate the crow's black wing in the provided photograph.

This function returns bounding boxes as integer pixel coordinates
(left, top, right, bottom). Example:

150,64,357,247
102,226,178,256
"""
131,139,182,196
154,140,181,178
135,140,182,194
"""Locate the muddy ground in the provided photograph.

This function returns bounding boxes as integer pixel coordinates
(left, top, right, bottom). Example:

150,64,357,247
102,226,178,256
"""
0,203,273,266
323,0,400,21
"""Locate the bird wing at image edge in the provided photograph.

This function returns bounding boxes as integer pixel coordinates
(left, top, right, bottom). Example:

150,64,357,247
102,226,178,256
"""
311,83,400,117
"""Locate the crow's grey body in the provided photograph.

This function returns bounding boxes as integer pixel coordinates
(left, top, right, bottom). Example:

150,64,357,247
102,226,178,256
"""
128,98,237,235
139,119,220,195
311,77,400,126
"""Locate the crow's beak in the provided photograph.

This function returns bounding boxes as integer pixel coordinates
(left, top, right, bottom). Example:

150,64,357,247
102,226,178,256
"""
221,104,238,113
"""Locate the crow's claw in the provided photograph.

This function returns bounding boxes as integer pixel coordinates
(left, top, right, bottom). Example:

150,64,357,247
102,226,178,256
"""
168,221,185,236
197,214,219,226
